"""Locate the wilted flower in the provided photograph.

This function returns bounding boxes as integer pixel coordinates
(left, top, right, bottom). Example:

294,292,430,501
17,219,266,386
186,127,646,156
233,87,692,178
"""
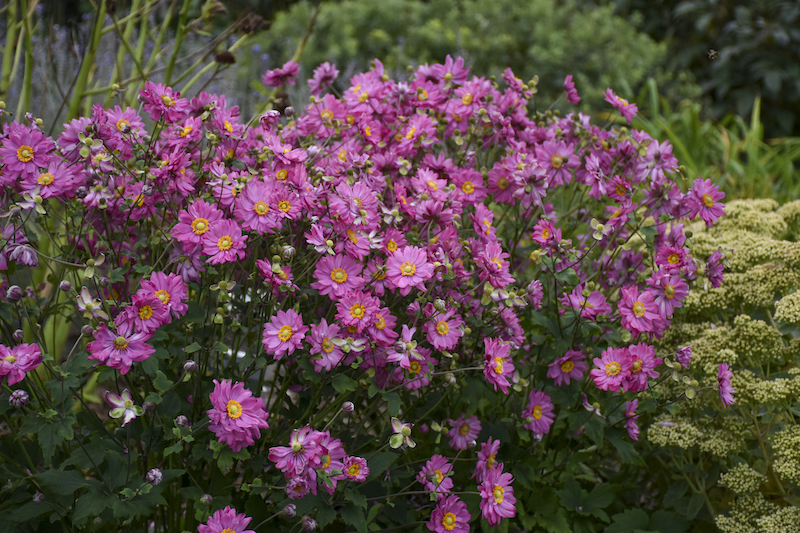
390,417,415,449
106,389,143,426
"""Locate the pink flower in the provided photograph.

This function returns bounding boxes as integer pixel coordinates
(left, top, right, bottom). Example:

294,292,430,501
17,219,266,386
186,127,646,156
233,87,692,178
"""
341,456,369,482
676,346,693,368
590,347,631,392
718,363,735,408
483,337,515,394
563,74,580,105
625,399,640,440
207,380,269,452
115,294,168,336
0,343,42,385
647,271,689,318
308,62,339,95
308,319,344,372
417,454,453,497
538,140,578,186
424,310,463,351
0,122,54,178
527,280,544,310
427,495,471,533
311,254,365,300
473,437,502,483
138,272,189,323
198,506,255,533
686,178,725,227
140,81,189,123
447,414,481,450
234,181,281,235
624,342,662,392
86,323,154,375
477,241,516,289
201,219,247,264
262,309,308,360
706,250,725,288
479,469,516,526
262,60,300,87
386,246,434,296
336,290,380,334
604,88,638,124
172,200,224,246
618,285,662,336
559,285,611,320
547,349,587,386
269,425,322,476
531,219,561,247
522,390,555,435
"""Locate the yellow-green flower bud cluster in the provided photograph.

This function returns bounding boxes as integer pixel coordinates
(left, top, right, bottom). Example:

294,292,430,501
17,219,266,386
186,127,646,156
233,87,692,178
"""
715,493,773,533
707,199,785,238
771,426,800,486
774,291,800,325
718,463,765,495
647,415,745,457
755,506,800,533
776,198,800,234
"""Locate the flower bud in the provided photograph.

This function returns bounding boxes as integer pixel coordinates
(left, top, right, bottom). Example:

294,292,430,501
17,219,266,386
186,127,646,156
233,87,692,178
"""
143,401,156,412
283,503,297,518
175,415,189,427
12,329,24,342
200,493,213,506
146,468,163,486
98,276,110,287
433,298,447,312
342,401,354,413
301,516,317,532
284,106,294,117
6,285,23,301
32,492,45,504
183,360,198,373
59,280,72,292
9,389,29,407
81,325,94,337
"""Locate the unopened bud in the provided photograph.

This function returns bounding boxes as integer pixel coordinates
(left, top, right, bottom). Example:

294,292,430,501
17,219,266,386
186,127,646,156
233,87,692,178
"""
12,329,24,342
7,285,23,301
98,276,110,288
301,516,317,532
175,415,189,427
283,503,297,518
81,325,94,337
342,401,354,413
9,389,29,407
145,468,163,486
143,401,156,412
200,493,213,506
32,492,45,504
59,280,72,292
433,298,447,312
183,360,198,373
284,106,294,117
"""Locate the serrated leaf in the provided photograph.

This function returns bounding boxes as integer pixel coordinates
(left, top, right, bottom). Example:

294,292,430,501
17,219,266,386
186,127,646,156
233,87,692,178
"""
606,508,649,532
73,489,117,525
384,392,401,416
317,506,336,528
686,492,704,520
39,414,76,464
332,373,357,393
345,488,367,510
341,503,367,533
37,468,99,495
154,371,174,393
649,510,690,533
608,434,642,465
367,451,397,480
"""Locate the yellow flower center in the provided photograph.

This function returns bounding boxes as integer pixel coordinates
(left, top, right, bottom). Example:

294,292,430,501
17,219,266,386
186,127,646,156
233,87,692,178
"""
409,361,421,375
364,125,372,137
459,423,471,436
320,109,333,122
113,336,129,350
160,94,175,107
492,257,503,269
375,315,386,330
631,358,642,374
605,361,621,377
358,91,369,103
561,360,574,373
331,268,348,284
276,169,288,180
253,201,269,216
350,304,366,319
541,228,550,240
632,301,645,317
4,355,17,363
387,240,398,252
16,145,34,162
493,485,504,503
418,89,429,101
155,290,171,304
278,325,293,342
702,193,714,207
180,126,193,137
224,121,233,133
550,154,563,169
461,181,475,194
497,177,509,190
487,454,497,469
443,512,457,531
347,230,358,244
668,253,680,265
494,356,504,374
138,306,153,320
434,469,444,483
322,338,334,353
321,454,331,469
116,119,131,132
533,405,543,420
217,235,233,251
348,462,361,476
400,262,416,276
37,173,54,185
278,200,291,212
461,93,473,105
226,400,243,419
406,127,417,140
372,270,387,281
436,321,449,335
664,283,675,299
221,529,235,533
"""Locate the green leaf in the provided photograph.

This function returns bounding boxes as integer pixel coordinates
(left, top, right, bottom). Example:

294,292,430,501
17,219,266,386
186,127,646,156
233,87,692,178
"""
317,506,337,529
606,508,649,532
37,468,99,495
607,434,643,465
583,415,604,445
154,371,174,393
184,342,202,354
686,492,704,520
73,489,118,525
649,510,690,533
39,414,76,464
345,488,367,509
383,392,401,416
332,374,357,393
341,503,367,533
531,486,571,533
184,301,205,323
367,451,398,480
163,443,183,456
663,481,689,509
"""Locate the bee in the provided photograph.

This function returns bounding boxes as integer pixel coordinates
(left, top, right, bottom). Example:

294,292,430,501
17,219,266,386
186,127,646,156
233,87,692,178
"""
708,49,719,60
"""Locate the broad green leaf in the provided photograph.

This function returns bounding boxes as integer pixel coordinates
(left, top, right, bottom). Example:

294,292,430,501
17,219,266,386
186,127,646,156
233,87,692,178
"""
37,468,100,495
341,503,367,533
332,374,357,393
606,508,649,532
317,507,336,528
649,510,690,533
383,392,401,416
367,451,398,480
39,414,76,464
154,371,174,393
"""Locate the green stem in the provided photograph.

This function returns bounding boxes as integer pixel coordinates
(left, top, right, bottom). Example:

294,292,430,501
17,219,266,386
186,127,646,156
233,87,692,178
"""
0,0,19,107
163,0,193,86
66,0,107,121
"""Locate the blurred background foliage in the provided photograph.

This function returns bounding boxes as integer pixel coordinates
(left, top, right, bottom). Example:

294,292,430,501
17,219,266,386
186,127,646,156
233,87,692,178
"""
3,0,800,200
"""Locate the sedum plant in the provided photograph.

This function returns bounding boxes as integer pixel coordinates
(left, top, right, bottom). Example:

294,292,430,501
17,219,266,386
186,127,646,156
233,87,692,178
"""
0,56,726,532
648,199,800,531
